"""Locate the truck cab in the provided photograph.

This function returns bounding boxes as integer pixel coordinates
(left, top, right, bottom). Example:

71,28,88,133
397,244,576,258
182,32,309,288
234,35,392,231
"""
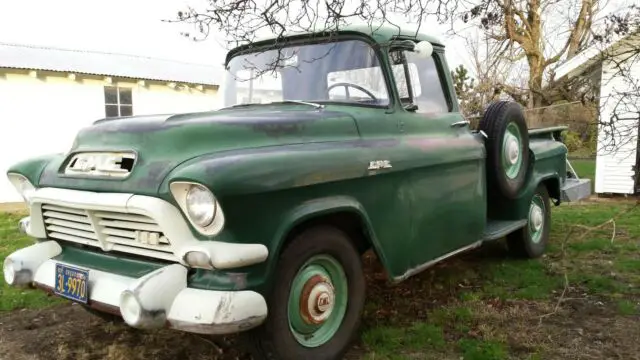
3,25,591,360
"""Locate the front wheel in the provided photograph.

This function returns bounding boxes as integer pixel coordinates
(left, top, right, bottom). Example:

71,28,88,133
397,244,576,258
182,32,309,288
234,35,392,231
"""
506,184,551,258
242,226,366,360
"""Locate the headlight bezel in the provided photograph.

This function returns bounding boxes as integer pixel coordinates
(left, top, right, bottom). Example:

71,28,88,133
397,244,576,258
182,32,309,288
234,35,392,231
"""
169,181,225,236
7,173,36,204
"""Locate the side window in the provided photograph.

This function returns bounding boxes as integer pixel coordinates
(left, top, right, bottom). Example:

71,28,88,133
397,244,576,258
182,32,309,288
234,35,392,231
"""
390,50,449,114
104,86,133,118
327,66,390,104
413,55,449,114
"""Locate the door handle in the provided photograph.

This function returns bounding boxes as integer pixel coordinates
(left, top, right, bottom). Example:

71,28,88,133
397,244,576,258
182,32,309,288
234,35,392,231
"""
451,120,470,128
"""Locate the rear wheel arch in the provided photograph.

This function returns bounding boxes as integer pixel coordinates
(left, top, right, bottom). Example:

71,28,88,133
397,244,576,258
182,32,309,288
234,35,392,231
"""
541,176,561,204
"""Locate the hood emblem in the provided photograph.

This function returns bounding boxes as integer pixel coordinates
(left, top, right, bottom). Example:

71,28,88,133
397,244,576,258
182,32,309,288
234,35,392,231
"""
368,160,392,171
65,152,136,178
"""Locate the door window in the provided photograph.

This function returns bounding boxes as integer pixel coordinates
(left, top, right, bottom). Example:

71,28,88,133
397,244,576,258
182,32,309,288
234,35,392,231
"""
389,50,449,115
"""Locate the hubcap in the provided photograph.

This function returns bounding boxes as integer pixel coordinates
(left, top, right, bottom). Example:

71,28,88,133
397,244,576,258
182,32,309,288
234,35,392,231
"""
529,194,545,243
288,254,348,348
506,136,520,165
502,123,523,179
530,205,543,232
300,275,336,324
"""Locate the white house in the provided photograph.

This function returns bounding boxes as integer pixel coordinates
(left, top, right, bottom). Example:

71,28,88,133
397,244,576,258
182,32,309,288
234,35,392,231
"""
555,32,640,195
0,42,222,204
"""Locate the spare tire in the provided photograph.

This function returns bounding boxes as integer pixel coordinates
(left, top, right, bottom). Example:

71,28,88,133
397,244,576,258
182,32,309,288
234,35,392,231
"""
479,101,530,199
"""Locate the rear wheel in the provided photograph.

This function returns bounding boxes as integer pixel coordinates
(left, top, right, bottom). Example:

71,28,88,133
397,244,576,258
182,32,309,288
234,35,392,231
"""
242,226,366,360
507,184,551,258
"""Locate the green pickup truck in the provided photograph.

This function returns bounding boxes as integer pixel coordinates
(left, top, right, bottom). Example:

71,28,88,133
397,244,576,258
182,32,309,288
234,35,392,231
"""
4,25,590,360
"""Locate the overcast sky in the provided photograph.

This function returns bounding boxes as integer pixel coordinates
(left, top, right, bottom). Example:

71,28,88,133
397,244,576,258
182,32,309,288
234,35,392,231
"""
0,0,632,79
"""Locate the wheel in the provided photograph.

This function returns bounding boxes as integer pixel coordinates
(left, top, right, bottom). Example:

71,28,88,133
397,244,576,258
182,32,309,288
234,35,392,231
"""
479,101,530,199
241,226,366,360
506,184,551,258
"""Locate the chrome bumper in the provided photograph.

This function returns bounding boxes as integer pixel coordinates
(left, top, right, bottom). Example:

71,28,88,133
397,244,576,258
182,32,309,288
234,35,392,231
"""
3,241,268,335
561,178,592,202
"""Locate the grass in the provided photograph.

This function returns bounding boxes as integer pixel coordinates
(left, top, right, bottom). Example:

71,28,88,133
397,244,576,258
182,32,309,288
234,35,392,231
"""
568,158,596,191
1,199,639,360
361,200,640,359
0,211,64,311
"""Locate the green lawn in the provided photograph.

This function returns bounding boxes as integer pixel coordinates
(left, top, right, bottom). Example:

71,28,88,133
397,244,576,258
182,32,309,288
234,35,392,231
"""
569,158,596,190
0,211,64,311
359,201,640,359
1,200,639,360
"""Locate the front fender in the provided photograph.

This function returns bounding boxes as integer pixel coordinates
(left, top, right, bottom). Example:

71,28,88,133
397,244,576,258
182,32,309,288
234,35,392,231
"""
271,195,387,260
7,153,63,186
157,140,392,198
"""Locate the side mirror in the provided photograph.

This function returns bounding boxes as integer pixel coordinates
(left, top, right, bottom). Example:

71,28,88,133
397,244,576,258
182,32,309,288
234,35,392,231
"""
412,41,433,58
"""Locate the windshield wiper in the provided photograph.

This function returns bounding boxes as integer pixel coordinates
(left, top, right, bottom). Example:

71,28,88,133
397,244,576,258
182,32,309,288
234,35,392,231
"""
221,100,325,111
219,103,262,110
268,100,325,110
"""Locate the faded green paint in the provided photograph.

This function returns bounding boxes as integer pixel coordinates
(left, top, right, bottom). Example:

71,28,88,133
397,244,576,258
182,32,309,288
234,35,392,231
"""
7,25,571,296
53,244,167,278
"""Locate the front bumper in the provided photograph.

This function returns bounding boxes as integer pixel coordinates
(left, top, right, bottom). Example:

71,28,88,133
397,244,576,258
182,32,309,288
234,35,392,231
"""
3,241,268,335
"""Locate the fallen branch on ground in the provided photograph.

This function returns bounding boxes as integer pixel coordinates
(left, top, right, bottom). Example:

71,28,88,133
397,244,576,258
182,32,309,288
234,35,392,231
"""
537,202,639,324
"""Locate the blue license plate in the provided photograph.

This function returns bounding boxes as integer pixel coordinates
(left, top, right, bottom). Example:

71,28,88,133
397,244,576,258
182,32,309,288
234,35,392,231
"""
54,263,89,303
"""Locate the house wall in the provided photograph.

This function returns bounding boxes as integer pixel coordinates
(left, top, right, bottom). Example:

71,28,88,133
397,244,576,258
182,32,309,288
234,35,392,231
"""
595,52,640,194
0,69,220,203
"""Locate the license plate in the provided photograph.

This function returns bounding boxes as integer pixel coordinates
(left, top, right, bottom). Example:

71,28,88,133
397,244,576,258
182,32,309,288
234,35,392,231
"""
54,263,89,303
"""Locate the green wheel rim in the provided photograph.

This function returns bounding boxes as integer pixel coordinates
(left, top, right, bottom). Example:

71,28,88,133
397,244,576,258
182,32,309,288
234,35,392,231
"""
528,194,545,243
287,254,348,348
502,123,523,179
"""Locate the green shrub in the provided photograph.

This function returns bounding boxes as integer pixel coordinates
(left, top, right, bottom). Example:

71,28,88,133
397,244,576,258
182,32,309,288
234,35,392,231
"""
562,131,583,152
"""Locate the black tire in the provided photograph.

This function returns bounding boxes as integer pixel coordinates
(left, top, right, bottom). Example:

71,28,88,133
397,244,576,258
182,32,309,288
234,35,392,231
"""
241,226,366,360
479,101,530,199
506,184,551,258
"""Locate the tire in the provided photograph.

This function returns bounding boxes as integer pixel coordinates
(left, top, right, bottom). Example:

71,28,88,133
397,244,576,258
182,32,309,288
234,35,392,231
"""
241,226,366,360
506,184,551,258
479,101,530,199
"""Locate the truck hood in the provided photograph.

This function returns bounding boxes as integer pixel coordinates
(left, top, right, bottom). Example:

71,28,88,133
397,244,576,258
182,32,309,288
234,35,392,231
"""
37,105,359,195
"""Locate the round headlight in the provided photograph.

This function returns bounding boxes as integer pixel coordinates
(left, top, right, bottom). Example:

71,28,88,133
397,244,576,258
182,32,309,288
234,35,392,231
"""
185,184,216,227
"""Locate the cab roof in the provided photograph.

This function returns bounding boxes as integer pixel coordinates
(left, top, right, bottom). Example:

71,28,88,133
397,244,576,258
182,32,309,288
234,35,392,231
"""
225,23,444,64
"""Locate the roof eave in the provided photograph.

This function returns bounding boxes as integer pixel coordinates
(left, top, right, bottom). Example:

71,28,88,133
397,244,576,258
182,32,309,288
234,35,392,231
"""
554,31,640,80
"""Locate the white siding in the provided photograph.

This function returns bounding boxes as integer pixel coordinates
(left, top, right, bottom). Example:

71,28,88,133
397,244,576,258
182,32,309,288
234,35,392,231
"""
595,53,640,194
134,84,220,115
0,71,219,203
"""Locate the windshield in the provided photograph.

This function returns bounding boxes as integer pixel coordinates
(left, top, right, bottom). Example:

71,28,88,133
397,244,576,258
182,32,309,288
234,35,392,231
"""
222,39,390,107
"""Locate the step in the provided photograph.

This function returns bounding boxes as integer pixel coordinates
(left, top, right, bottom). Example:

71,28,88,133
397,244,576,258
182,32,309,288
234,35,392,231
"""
481,219,528,241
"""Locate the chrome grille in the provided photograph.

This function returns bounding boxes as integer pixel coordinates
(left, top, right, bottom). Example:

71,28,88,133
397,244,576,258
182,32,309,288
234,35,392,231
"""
41,204,175,261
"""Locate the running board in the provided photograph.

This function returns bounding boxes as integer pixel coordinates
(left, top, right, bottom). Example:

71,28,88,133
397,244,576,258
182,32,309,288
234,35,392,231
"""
482,219,528,241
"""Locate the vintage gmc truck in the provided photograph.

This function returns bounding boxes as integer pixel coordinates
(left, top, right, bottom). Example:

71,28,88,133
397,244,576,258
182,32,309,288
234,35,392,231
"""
4,25,591,359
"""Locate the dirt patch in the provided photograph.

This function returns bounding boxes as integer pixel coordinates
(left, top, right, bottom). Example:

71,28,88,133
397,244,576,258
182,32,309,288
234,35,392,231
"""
1,250,639,360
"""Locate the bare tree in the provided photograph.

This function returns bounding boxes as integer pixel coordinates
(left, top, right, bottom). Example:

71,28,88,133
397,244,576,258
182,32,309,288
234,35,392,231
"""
171,0,639,164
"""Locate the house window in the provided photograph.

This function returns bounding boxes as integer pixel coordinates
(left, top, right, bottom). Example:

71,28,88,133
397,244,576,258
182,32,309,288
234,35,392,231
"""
104,86,133,117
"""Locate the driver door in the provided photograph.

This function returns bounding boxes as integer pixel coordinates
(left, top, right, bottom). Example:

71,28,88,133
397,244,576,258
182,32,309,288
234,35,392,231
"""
390,46,486,269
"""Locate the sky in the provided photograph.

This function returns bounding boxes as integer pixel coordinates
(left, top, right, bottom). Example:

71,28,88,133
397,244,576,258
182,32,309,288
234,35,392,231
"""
0,0,473,72
0,0,632,82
